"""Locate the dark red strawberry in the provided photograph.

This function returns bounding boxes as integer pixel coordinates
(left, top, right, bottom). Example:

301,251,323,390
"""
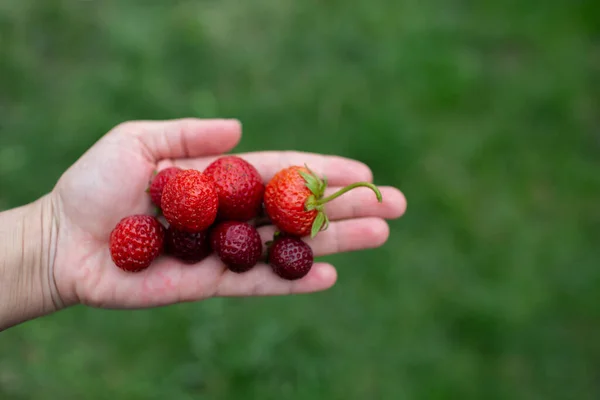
264,165,382,238
203,155,265,221
148,167,182,208
268,236,314,280
161,169,219,232
109,215,165,272
210,221,262,273
165,226,211,263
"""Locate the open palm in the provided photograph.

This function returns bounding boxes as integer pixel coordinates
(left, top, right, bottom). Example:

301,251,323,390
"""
49,119,406,309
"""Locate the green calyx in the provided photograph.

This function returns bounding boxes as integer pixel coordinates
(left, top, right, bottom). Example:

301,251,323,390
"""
299,164,383,238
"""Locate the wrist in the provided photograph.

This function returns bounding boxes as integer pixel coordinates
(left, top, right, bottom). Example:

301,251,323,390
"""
0,194,63,331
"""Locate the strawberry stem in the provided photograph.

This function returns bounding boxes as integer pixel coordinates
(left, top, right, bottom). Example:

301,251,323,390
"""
315,182,382,205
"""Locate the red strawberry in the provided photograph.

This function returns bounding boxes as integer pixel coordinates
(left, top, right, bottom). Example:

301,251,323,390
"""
148,167,182,208
268,236,314,280
264,165,382,238
203,156,265,221
109,215,165,272
161,169,219,232
210,221,262,273
165,226,211,263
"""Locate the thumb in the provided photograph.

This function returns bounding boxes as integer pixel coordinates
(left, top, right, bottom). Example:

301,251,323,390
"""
114,118,242,162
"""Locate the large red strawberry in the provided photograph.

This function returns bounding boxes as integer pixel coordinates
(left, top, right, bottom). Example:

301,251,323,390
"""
161,169,219,232
264,165,382,238
109,215,165,272
203,155,265,221
148,167,182,208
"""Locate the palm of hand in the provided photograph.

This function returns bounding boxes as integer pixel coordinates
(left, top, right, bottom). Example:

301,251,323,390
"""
49,119,406,310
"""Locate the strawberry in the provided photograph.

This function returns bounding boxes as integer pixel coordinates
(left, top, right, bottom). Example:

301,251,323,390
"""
203,156,265,221
165,226,211,263
109,215,165,272
268,236,314,280
161,169,219,232
148,167,182,208
264,165,382,237
210,221,263,273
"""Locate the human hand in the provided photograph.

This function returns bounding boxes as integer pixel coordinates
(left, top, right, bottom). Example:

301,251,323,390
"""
49,119,406,310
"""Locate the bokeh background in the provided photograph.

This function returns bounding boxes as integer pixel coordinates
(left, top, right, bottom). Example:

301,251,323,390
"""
1,1,599,399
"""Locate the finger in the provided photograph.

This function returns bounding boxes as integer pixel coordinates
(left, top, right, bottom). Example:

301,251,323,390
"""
212,262,338,297
323,186,407,221
115,118,242,162
257,217,390,257
104,256,336,306
176,151,373,185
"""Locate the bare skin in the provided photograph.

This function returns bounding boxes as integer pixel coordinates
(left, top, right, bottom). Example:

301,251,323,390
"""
0,118,407,331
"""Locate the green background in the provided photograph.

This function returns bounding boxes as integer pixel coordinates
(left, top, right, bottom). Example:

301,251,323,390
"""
1,1,599,399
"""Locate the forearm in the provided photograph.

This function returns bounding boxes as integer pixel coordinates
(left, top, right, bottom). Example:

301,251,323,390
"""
0,194,62,331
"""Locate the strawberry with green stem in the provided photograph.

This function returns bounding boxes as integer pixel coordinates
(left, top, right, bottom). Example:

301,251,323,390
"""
264,165,383,238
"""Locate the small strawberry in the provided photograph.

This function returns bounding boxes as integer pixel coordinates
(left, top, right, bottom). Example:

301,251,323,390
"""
203,156,265,221
109,215,165,272
165,226,211,263
268,236,314,280
264,165,382,238
148,167,182,208
161,169,219,232
210,221,262,273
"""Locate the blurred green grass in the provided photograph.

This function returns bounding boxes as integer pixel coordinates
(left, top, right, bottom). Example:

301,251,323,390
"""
1,0,599,399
